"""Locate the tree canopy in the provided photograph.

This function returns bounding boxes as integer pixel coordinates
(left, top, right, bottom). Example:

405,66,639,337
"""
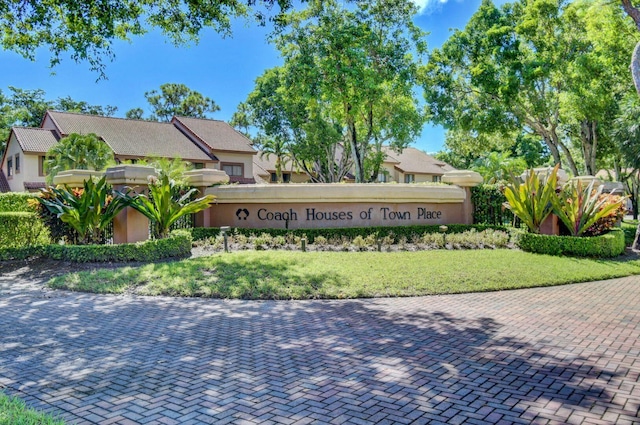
0,86,117,154
239,0,427,183
127,83,220,122
423,0,636,177
0,0,294,76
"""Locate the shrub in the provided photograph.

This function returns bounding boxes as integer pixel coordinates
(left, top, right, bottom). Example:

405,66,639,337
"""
46,230,192,262
0,212,50,248
517,229,625,257
552,180,625,236
188,224,508,244
118,173,215,239
0,230,191,263
585,194,627,236
38,176,129,245
0,192,39,212
504,165,559,233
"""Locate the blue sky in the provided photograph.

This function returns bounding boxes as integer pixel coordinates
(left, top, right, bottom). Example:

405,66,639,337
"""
0,0,487,153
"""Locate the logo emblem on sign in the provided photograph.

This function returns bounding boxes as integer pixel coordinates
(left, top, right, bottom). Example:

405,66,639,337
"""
235,208,250,220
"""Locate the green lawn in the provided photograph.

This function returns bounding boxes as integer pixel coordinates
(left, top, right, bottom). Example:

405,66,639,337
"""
48,250,640,299
0,392,64,425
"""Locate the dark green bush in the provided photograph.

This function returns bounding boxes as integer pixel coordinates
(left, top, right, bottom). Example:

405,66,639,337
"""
0,245,47,261
0,212,50,248
189,224,508,244
0,230,191,263
517,229,625,258
471,184,514,225
621,222,638,246
0,193,39,212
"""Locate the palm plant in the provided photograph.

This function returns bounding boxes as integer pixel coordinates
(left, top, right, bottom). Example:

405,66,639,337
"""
37,176,128,245
44,133,114,184
118,174,215,239
503,165,559,233
552,180,625,237
260,138,292,183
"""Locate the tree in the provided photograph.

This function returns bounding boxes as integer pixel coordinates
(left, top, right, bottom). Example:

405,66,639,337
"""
260,139,292,183
619,0,640,249
559,0,635,176
0,86,117,154
244,0,426,183
0,0,293,76
230,102,253,137
56,97,118,117
472,151,527,183
129,83,220,122
423,0,630,177
44,133,114,184
242,66,352,183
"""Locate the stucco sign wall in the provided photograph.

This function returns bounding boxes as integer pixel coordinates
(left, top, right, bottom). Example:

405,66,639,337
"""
204,182,477,229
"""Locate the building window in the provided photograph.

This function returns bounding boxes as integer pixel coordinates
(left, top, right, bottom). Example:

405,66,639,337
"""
7,158,12,178
194,163,205,170
432,175,442,183
270,172,291,183
39,156,46,176
404,174,415,183
377,172,387,183
14,154,20,174
222,163,243,177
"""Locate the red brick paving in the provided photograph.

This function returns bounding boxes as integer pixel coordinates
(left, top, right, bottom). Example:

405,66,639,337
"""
1,265,639,424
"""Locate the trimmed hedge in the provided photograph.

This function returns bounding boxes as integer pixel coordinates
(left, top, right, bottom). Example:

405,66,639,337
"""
0,230,192,262
0,212,50,248
0,192,39,212
517,229,625,258
190,224,509,244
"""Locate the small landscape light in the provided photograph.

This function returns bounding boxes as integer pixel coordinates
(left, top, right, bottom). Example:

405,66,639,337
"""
439,225,448,246
220,226,231,253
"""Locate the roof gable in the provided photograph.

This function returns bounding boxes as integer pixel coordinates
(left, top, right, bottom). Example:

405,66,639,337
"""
46,111,215,162
384,147,455,175
173,116,256,154
12,128,59,153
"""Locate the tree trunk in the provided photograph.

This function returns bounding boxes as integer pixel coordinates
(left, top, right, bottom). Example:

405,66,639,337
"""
580,120,598,176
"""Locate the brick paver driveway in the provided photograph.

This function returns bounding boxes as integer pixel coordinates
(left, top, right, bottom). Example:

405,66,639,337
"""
1,262,639,425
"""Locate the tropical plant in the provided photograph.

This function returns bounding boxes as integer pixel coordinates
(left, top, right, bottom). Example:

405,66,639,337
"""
552,180,626,237
503,165,559,234
119,174,215,239
44,133,114,184
260,138,292,183
37,176,129,245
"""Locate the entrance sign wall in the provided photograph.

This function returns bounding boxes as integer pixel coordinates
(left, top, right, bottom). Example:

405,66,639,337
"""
205,171,482,229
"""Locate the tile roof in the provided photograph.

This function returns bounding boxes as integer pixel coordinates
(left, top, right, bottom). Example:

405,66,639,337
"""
24,181,47,191
252,151,298,174
12,128,59,153
229,176,256,184
384,147,455,175
0,170,10,193
173,116,256,154
47,111,215,162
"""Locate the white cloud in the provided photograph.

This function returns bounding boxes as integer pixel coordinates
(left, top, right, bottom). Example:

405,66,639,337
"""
410,0,454,15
